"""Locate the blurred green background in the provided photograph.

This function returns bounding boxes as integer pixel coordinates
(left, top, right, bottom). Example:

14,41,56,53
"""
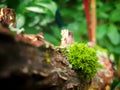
0,0,120,89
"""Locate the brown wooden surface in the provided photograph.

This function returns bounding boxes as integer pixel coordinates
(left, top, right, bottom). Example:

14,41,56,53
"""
0,32,91,90
0,8,91,90
0,8,114,90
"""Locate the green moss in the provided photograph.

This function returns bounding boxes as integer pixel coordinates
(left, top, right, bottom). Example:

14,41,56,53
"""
66,42,99,80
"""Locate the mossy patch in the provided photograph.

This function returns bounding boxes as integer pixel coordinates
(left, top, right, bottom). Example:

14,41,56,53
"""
65,42,99,80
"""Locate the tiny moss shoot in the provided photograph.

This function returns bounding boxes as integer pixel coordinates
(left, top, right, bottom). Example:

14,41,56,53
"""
66,42,99,80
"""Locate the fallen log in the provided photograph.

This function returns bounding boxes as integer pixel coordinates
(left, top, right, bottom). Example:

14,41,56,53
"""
0,8,92,90
0,8,114,90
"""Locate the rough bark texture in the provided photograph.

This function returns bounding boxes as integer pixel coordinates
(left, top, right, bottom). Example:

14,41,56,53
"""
0,8,91,90
0,29,92,90
0,33,81,90
0,8,114,90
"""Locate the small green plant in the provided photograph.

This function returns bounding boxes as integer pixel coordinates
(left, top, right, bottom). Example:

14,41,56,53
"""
66,42,99,80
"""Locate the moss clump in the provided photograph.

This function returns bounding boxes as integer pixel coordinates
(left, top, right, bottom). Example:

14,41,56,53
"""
66,42,99,80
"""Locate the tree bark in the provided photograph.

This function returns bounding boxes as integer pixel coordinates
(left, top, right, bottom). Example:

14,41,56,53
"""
0,8,91,90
